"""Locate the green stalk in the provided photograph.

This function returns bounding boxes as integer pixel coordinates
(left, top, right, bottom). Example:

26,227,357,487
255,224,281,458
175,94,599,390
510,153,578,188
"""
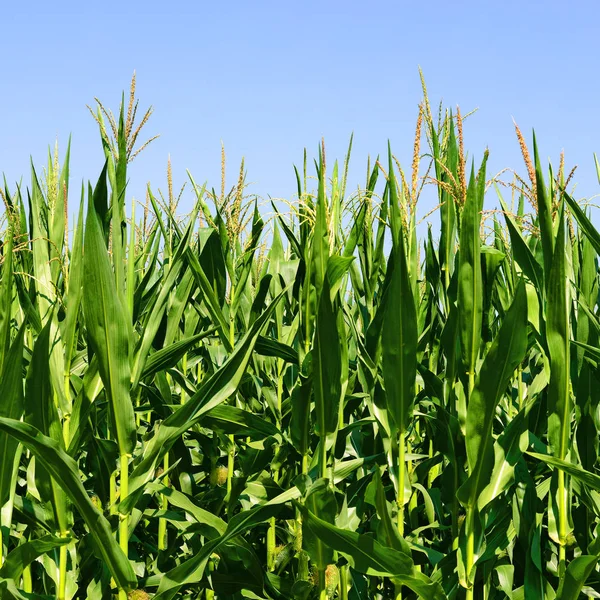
226,444,235,496
517,365,523,414
319,436,327,481
465,510,476,600
118,453,129,600
558,469,567,578
268,365,284,570
58,541,68,600
158,373,172,550
181,353,188,404
58,401,71,600
395,433,405,600
127,196,136,319
464,373,476,600
318,568,327,600
227,286,236,496
339,564,349,600
296,453,309,580
110,470,118,515
158,452,169,551
397,435,405,537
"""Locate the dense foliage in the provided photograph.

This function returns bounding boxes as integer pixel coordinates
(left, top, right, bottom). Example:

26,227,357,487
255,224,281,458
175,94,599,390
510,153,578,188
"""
1,79,600,599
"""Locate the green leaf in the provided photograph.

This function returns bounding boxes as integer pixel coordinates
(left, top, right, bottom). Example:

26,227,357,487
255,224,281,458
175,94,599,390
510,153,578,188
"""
142,329,216,378
124,290,286,509
0,418,136,591
0,232,14,378
556,555,598,600
527,452,600,492
458,154,488,383
0,325,25,507
499,195,544,293
154,503,283,599
303,479,336,570
547,206,570,461
381,226,417,434
564,190,600,256
0,534,71,581
459,280,528,507
313,274,343,440
199,405,280,438
24,318,68,532
62,195,85,376
533,133,555,281
298,501,446,599
312,147,329,297
83,164,136,456
254,335,299,365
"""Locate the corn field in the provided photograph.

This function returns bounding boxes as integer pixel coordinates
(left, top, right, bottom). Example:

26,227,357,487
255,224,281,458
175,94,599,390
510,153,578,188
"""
1,78,600,600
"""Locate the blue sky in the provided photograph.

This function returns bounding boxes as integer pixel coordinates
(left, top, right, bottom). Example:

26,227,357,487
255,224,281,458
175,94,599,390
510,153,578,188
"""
2,0,599,231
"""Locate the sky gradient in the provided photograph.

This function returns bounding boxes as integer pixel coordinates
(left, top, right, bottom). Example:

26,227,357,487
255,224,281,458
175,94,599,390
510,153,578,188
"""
2,1,599,230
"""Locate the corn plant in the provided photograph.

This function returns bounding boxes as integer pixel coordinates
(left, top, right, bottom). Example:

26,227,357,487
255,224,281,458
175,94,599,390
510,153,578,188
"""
2,74,600,600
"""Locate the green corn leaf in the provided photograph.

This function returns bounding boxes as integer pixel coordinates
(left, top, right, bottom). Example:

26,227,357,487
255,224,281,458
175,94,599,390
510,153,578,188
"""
459,279,528,506
303,479,337,570
142,329,216,379
458,153,488,385
298,501,446,599
313,274,343,440
499,195,544,293
0,534,71,581
527,452,600,492
83,163,136,457
0,418,137,591
0,325,25,507
62,194,85,379
564,190,600,255
478,398,537,509
0,232,14,377
312,147,330,297
533,133,555,282
131,204,198,388
198,404,280,438
254,335,299,365
546,205,571,549
24,318,68,532
154,502,283,599
381,221,417,434
438,118,458,287
123,289,286,509
556,555,598,600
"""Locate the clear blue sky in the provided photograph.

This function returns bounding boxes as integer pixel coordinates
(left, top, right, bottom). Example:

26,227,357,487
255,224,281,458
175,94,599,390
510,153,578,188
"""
2,0,599,231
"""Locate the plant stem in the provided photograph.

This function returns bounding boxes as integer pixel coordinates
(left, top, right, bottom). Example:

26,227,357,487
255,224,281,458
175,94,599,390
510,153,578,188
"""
296,453,309,580
397,434,405,537
58,542,68,600
465,510,475,600
58,415,70,600
268,366,284,570
318,568,327,600
464,371,476,600
110,471,117,515
118,453,129,600
226,291,236,496
558,468,567,578
339,564,349,600
395,432,405,600
158,452,169,551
